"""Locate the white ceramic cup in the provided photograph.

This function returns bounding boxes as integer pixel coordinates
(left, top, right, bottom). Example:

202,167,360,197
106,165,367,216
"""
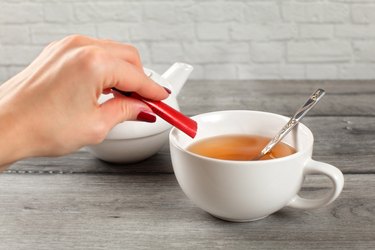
169,110,344,222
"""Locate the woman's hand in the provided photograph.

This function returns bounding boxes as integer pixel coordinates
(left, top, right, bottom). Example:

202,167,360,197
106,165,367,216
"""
0,35,169,169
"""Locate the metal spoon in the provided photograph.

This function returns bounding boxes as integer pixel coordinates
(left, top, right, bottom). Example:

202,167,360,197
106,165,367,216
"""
254,89,326,160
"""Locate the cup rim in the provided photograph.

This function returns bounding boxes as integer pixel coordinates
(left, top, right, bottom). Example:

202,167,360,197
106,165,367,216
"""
169,110,314,165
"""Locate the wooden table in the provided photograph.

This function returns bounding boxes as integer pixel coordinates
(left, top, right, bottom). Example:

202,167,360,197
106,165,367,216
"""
1,80,374,250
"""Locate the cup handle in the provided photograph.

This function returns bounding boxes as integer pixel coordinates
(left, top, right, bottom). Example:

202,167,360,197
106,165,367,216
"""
287,159,344,209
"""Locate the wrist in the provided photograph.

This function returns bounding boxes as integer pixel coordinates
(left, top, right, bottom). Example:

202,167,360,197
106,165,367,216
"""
0,109,33,169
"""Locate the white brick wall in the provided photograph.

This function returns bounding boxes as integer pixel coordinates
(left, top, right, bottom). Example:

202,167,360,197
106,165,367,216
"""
0,0,375,81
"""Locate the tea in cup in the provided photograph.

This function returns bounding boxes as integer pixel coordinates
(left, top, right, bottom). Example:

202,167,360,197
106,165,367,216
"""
187,134,296,161
169,110,344,222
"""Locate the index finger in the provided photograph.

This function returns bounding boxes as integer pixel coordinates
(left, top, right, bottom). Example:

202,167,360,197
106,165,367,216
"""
59,35,144,70
97,40,143,69
103,58,169,101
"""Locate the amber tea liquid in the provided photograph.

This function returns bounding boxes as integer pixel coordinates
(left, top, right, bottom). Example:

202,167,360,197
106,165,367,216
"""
187,134,296,161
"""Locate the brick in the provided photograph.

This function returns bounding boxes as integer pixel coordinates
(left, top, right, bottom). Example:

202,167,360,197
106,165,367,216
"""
74,2,142,22
196,23,229,41
0,67,7,83
0,45,42,66
96,23,130,42
353,41,375,62
44,3,74,23
250,42,284,63
299,24,333,39
183,64,204,80
280,65,305,79
334,0,374,2
183,42,250,63
339,64,375,79
245,2,281,23
306,65,338,79
352,4,375,23
240,64,305,80
0,25,30,44
130,23,194,41
238,64,281,79
282,2,349,23
142,64,170,77
193,2,244,22
0,3,43,24
231,24,297,41
1,0,375,81
143,3,175,23
133,42,151,65
335,24,375,38
143,3,191,24
204,64,237,79
287,41,351,62
31,24,96,45
151,43,184,63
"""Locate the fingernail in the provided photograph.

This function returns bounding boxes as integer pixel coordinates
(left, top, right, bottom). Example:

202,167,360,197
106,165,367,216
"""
163,87,172,94
137,111,156,123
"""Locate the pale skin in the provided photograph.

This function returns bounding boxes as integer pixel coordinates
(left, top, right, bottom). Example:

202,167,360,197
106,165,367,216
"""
0,35,169,171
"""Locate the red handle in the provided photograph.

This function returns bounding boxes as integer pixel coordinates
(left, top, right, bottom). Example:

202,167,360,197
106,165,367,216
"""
112,89,197,138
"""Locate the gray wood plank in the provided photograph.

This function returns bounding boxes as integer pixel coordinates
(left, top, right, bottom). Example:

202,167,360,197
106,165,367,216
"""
7,116,375,174
0,174,374,250
179,80,375,117
1,80,373,250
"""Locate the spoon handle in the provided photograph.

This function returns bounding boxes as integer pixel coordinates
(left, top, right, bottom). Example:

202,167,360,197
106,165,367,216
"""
256,89,326,159
290,88,326,122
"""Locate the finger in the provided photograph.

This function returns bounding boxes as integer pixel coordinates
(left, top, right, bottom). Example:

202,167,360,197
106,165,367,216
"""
57,35,97,49
55,36,143,69
98,95,156,129
102,58,169,101
97,40,143,69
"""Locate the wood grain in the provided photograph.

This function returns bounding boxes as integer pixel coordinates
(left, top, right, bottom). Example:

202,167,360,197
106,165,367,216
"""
1,80,375,250
0,174,374,250
179,80,375,117
8,116,375,174
8,80,374,174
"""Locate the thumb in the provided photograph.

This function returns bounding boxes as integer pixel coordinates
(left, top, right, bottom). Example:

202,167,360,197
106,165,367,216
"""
99,96,156,129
